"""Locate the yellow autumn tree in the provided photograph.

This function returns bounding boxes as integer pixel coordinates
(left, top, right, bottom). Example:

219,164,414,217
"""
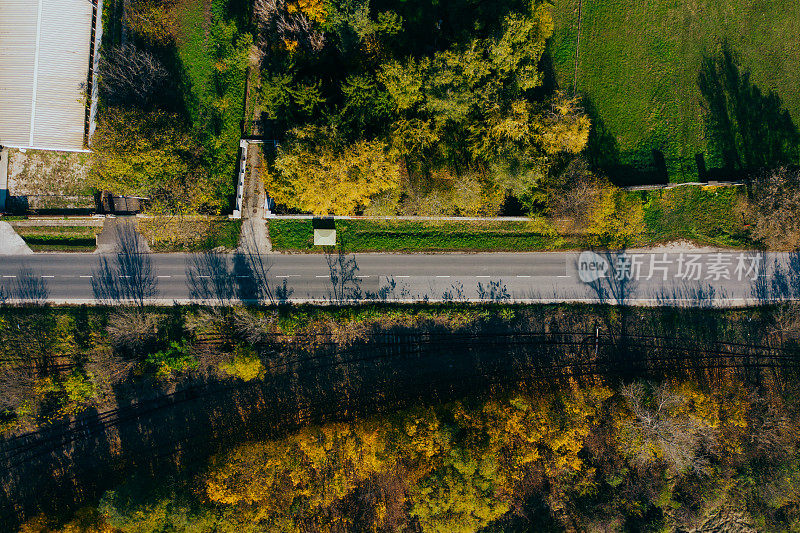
91,108,219,213
587,187,646,248
266,127,401,215
205,420,388,530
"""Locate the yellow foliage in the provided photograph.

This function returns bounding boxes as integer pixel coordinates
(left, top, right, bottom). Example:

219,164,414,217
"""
219,347,264,381
126,0,181,44
206,420,387,529
587,187,646,248
267,133,401,215
286,0,329,23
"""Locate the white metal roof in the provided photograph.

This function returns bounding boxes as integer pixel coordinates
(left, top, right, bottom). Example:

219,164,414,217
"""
0,0,95,151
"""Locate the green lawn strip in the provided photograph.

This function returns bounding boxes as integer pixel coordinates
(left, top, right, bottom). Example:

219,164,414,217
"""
549,0,800,179
15,226,100,252
268,219,584,252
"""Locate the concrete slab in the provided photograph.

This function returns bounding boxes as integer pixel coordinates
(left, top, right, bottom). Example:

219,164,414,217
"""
0,221,33,255
94,218,151,254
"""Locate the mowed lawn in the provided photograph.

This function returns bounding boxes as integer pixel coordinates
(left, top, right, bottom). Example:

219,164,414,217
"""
267,219,584,252
549,0,800,181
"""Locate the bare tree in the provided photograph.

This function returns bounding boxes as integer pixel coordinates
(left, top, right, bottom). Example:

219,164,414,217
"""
255,0,325,53
99,44,172,107
231,307,274,345
751,167,800,250
619,382,717,474
107,308,160,357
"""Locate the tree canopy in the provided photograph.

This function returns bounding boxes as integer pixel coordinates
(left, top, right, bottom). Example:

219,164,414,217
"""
257,0,590,215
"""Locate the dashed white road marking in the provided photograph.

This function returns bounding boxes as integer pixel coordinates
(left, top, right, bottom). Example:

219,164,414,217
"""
42,276,54,278
516,275,531,278
394,275,410,278
476,276,491,278
157,275,171,279
80,275,92,278
436,275,451,278
3,275,16,278
315,275,328,278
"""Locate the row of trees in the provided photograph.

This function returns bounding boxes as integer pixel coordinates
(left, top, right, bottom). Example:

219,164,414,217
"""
29,376,800,532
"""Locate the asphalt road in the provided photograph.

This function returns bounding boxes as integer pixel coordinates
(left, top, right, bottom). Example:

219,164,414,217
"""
0,251,795,306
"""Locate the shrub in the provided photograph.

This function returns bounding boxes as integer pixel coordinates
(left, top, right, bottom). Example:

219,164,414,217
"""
219,347,265,381
145,340,198,378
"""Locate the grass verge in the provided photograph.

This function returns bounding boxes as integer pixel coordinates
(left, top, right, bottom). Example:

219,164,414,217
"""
269,185,754,252
15,226,100,252
637,185,752,248
268,218,582,252
138,218,242,252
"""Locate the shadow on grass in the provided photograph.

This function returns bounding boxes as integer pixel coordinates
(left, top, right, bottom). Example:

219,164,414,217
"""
698,42,800,172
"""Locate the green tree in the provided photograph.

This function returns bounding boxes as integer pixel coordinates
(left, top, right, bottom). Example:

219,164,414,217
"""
91,108,215,212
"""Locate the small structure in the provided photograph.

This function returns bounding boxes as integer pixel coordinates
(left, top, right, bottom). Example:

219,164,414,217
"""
313,217,336,246
96,191,147,215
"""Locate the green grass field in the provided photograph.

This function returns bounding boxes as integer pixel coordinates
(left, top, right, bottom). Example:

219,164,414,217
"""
549,0,800,181
176,0,251,205
636,185,752,248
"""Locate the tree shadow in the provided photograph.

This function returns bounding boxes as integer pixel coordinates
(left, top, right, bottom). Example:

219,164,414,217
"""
92,222,158,306
10,266,50,304
185,248,279,305
324,242,363,304
185,252,237,304
698,42,800,172
584,97,621,171
750,251,800,304
580,250,639,306
652,281,726,309
476,280,510,302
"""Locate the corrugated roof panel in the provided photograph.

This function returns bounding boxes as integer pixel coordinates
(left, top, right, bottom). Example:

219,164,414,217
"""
0,0,38,147
0,0,94,151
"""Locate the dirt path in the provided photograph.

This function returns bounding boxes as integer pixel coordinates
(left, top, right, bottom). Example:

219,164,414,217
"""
237,141,272,253
237,43,272,253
